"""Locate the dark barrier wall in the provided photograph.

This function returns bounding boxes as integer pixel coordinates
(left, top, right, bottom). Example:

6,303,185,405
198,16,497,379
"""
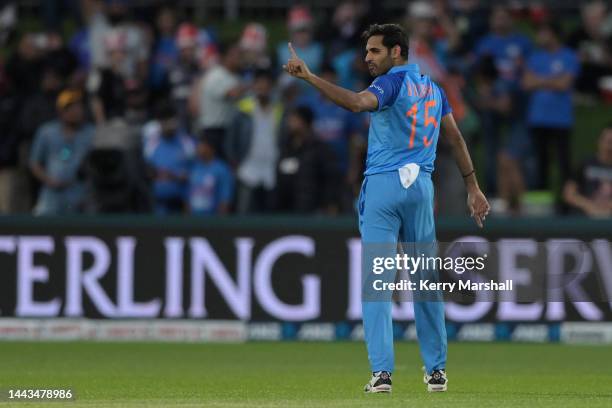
0,216,610,322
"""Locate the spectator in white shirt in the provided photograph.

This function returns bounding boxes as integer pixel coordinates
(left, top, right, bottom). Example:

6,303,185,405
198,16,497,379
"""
190,42,247,160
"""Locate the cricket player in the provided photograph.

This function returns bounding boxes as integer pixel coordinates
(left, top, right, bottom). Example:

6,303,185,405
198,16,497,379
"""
284,23,490,393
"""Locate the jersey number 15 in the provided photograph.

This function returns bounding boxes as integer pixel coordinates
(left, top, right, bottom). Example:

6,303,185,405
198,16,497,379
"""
406,100,438,148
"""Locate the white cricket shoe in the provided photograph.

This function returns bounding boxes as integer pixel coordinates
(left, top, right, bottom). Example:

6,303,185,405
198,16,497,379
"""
423,367,447,392
364,371,392,393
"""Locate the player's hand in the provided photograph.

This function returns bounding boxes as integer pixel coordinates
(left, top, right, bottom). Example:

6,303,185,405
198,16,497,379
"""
467,187,490,228
283,42,312,80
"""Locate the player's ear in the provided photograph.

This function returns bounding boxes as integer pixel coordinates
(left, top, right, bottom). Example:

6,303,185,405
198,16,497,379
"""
392,45,400,59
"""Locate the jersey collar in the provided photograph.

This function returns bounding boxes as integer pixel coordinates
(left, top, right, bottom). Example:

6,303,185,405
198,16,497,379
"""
388,63,420,74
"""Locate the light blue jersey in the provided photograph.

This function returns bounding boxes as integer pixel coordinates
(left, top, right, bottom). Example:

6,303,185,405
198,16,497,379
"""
358,64,449,376
364,63,452,175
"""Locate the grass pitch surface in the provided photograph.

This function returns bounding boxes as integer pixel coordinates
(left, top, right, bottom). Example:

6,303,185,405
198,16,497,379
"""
0,341,610,407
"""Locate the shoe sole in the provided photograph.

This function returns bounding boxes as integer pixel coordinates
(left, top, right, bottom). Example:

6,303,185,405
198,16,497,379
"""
423,368,448,392
427,383,447,392
365,384,392,393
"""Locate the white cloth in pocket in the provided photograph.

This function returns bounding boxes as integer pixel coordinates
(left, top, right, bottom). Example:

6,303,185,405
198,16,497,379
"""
398,163,420,189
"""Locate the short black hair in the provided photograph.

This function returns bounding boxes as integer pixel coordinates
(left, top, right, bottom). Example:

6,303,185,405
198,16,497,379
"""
361,23,409,59
291,106,314,127
476,55,498,80
154,100,177,120
197,132,215,148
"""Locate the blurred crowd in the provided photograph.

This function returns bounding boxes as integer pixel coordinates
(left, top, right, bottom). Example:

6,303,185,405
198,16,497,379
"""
0,0,611,218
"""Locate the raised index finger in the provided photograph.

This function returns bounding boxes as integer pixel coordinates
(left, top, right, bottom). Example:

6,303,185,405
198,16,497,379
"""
288,42,298,58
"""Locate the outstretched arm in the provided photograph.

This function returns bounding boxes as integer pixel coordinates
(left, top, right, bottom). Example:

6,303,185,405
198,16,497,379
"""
441,113,491,227
283,43,378,112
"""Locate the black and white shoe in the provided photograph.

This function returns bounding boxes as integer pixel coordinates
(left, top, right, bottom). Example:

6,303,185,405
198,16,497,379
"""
423,368,447,392
364,371,392,393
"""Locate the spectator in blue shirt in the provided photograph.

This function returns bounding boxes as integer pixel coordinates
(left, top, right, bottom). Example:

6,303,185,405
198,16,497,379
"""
149,5,178,91
143,102,195,214
523,22,580,205
475,6,534,196
475,6,532,87
188,136,234,215
29,89,94,215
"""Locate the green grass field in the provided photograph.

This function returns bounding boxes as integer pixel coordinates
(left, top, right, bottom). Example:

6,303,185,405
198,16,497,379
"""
1,341,611,407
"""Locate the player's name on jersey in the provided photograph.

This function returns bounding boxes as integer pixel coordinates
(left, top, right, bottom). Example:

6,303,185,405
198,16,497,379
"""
406,82,436,98
372,279,514,292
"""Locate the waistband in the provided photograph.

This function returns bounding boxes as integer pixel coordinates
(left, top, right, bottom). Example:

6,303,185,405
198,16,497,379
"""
364,167,432,178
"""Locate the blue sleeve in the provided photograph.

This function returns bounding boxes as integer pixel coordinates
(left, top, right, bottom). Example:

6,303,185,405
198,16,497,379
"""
439,86,452,116
366,72,403,111
218,164,234,204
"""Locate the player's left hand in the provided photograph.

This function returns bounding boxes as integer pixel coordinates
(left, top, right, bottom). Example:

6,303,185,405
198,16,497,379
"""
283,42,312,80
467,188,490,228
